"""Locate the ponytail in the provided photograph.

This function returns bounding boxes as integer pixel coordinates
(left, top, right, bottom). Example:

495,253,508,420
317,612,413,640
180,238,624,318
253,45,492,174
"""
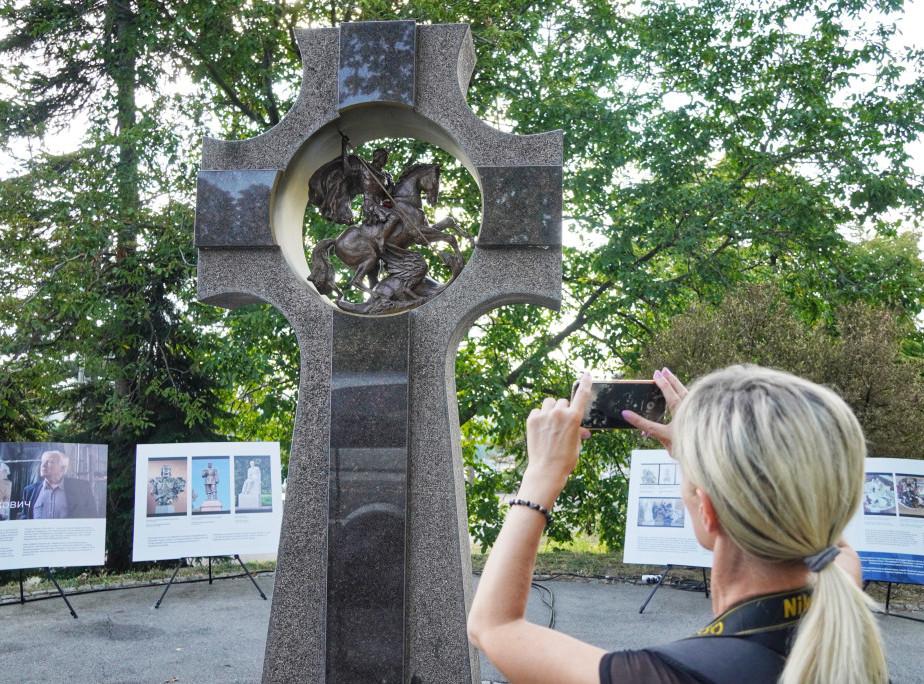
782,561,887,684
673,366,889,684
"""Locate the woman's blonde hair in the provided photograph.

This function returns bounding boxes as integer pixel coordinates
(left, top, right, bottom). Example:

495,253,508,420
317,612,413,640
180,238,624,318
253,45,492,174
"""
672,365,888,684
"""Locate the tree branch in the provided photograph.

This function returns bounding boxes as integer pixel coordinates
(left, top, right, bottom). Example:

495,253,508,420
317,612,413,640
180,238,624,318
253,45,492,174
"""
153,2,270,129
21,253,89,305
458,280,616,426
261,36,281,126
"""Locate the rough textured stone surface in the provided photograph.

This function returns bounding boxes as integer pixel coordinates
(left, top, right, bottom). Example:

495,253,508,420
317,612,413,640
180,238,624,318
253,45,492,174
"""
195,21,563,684
405,245,561,683
197,247,332,681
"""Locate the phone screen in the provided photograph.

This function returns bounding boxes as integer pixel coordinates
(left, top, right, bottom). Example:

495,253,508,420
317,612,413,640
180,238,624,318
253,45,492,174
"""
572,380,666,430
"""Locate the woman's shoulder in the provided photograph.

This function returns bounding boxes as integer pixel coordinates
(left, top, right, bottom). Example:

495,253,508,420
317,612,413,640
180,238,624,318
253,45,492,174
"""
601,634,789,684
599,648,699,684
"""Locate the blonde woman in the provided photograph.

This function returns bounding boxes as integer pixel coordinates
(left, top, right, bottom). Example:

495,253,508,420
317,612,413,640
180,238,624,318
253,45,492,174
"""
468,366,888,684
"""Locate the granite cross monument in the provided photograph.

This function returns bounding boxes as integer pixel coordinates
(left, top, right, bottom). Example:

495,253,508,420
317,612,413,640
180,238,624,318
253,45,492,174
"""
194,20,562,683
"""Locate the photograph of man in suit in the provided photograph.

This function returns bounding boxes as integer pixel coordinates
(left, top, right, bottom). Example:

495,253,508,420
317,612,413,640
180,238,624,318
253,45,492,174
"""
21,450,98,519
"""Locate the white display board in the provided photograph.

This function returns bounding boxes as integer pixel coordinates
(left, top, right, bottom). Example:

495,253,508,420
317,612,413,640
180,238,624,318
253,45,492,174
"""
132,442,283,562
844,457,924,585
0,442,108,570
623,449,713,568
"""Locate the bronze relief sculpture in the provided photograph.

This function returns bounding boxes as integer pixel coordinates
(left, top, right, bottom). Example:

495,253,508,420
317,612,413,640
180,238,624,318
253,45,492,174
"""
307,137,473,315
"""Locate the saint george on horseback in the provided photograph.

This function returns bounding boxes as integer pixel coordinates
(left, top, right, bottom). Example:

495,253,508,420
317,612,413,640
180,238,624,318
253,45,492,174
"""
306,137,473,315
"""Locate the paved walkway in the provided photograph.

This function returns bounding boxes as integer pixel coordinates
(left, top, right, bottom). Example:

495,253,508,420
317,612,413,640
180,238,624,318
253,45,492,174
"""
0,573,921,683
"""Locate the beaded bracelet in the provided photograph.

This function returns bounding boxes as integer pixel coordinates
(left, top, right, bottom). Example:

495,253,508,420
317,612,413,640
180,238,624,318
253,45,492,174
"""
508,498,553,526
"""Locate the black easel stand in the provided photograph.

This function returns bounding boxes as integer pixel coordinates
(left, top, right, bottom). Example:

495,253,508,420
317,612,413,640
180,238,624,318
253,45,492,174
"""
864,580,924,624
233,554,268,600
639,565,710,614
44,567,78,618
153,558,185,608
15,568,77,617
153,555,267,608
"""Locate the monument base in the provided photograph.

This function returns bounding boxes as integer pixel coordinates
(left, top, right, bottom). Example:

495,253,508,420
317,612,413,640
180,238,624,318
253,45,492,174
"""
238,493,261,509
155,505,175,515
200,500,223,512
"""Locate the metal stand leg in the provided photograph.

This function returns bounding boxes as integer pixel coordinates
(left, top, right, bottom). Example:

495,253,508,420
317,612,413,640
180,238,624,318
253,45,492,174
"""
862,580,924,623
45,568,77,618
209,557,213,585
235,555,267,600
702,568,710,598
154,559,184,609
19,570,25,605
639,565,672,614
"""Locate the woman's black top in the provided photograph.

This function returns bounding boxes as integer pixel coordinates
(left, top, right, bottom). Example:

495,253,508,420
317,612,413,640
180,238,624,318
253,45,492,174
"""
600,587,811,684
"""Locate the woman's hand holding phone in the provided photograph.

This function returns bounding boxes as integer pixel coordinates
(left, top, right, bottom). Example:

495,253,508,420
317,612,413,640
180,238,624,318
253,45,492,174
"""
621,368,687,454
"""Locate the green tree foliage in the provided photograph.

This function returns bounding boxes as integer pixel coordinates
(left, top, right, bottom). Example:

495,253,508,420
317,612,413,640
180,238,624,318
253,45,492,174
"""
2,0,923,558
638,283,924,460
0,361,47,442
457,0,924,548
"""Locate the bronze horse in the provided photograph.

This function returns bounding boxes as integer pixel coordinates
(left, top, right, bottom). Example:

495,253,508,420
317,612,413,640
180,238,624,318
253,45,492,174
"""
308,163,472,299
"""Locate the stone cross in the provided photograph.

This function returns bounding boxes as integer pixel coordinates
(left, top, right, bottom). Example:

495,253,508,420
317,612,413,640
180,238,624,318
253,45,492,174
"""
194,20,562,683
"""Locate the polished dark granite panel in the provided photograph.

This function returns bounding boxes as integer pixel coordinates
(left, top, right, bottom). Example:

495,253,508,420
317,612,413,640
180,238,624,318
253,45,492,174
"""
327,312,409,683
331,372,408,449
476,165,562,246
195,170,278,247
339,21,416,110
332,311,409,374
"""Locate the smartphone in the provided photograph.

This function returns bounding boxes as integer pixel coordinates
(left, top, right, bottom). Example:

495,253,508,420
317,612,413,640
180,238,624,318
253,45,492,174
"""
572,379,667,430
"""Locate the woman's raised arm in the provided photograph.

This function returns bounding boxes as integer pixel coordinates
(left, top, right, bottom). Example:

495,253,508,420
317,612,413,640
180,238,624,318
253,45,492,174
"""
467,374,606,684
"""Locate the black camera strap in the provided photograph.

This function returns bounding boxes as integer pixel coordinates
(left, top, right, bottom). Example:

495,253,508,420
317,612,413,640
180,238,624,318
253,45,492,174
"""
648,587,811,683
692,586,811,650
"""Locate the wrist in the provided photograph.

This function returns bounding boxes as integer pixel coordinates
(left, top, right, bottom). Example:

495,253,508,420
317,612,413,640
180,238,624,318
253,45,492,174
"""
517,467,567,510
508,498,553,525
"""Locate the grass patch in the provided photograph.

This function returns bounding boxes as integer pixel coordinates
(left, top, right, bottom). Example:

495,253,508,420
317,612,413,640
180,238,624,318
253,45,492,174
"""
864,581,924,610
472,548,707,583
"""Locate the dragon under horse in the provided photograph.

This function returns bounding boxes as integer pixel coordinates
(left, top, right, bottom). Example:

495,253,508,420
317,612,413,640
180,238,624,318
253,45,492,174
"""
307,138,472,315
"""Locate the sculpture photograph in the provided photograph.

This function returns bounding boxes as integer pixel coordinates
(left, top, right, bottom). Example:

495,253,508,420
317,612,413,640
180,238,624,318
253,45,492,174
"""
241,460,262,495
306,136,474,315
192,456,230,514
202,461,219,500
236,455,271,512
148,460,187,516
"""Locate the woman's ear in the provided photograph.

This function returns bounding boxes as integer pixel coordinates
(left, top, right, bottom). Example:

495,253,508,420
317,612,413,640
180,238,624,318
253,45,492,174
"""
697,488,722,536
